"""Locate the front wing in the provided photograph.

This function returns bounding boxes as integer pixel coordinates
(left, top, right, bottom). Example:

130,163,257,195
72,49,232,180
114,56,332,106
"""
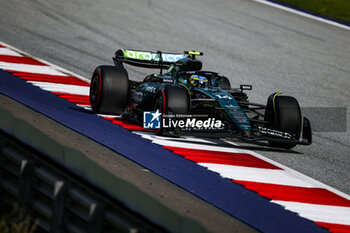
166,117,312,146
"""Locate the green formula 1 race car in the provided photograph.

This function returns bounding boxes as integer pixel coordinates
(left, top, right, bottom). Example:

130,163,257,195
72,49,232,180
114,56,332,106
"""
89,49,312,149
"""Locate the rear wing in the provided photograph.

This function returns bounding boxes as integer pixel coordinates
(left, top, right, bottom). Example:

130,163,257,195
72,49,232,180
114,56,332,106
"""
113,49,202,69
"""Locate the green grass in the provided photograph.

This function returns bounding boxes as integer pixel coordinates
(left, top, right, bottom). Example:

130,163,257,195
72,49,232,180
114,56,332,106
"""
274,0,350,24
0,203,38,233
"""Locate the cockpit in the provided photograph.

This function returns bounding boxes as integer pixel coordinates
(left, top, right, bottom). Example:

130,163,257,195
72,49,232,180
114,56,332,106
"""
176,71,230,90
177,74,213,88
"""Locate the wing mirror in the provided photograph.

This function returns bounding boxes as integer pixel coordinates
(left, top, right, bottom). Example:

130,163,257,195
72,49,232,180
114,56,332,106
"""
240,84,252,92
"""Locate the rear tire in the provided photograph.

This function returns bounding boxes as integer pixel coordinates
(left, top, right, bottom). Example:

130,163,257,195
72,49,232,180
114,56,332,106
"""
265,94,302,149
153,85,189,135
89,66,129,115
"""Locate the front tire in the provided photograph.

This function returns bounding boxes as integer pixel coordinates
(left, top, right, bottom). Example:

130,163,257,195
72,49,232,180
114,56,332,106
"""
89,66,129,115
265,94,302,149
153,85,189,135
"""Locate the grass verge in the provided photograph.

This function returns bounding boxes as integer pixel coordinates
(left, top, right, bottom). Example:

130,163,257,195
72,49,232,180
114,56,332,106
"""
272,0,350,24
0,203,38,233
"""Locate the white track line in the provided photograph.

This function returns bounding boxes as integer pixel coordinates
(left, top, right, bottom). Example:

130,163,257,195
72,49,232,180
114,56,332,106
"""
0,48,22,56
135,132,247,152
135,132,219,144
0,41,90,83
253,0,350,31
246,150,350,201
0,62,65,76
199,163,316,187
28,81,90,95
273,201,350,225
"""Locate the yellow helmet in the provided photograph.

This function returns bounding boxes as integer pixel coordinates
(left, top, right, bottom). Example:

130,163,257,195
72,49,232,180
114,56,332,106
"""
190,75,208,88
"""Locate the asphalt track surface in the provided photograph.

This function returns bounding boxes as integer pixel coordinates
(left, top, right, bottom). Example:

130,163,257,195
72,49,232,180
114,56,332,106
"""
0,0,349,206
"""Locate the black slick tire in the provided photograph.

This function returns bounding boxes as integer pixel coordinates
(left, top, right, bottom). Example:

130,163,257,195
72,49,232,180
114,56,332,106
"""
89,66,129,115
265,94,302,149
153,85,189,135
